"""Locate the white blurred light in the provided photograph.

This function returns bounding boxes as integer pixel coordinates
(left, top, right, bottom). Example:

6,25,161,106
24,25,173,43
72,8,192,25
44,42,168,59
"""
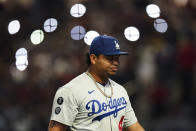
15,48,28,60
70,25,86,40
70,4,86,18
146,4,161,18
124,26,140,41
15,57,28,71
44,18,58,32
8,20,20,35
84,30,99,45
154,18,168,33
30,30,44,45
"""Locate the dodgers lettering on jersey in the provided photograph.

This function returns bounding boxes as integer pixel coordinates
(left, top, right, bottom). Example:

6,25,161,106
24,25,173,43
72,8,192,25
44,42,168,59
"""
86,97,127,121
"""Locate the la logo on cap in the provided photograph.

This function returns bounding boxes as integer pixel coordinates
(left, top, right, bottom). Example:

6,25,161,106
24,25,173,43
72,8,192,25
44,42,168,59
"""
114,40,120,49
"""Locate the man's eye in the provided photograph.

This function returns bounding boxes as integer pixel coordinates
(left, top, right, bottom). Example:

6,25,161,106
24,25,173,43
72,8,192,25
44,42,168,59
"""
106,57,113,60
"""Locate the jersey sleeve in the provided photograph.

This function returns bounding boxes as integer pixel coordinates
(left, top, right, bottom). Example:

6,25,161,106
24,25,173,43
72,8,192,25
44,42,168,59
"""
50,86,78,126
123,92,138,128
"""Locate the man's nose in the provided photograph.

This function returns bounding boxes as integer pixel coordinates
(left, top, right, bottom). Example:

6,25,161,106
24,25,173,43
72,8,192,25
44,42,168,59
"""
113,59,119,65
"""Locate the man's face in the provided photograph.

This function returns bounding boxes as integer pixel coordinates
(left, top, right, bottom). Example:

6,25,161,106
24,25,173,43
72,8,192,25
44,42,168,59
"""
94,54,120,76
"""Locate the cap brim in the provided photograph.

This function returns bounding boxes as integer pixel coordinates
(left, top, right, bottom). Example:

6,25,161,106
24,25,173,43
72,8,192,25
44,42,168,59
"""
104,51,128,55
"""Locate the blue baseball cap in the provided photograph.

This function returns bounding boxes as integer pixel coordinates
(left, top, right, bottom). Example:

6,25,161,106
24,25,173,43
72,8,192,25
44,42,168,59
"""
89,35,128,55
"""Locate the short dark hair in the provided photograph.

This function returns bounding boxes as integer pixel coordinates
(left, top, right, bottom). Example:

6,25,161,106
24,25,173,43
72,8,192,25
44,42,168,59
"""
86,53,91,67
86,53,99,67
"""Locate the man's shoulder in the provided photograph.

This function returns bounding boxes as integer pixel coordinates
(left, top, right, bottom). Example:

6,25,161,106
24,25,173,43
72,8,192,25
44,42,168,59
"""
55,72,94,103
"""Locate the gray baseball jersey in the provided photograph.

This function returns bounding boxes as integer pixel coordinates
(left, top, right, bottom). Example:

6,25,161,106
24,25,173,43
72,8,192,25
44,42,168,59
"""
50,72,137,131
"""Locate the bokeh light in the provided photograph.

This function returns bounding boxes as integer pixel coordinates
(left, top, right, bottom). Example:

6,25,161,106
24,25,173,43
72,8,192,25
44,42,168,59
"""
15,48,28,71
124,26,140,41
15,48,28,60
15,57,28,71
43,18,58,32
70,25,86,40
154,18,168,33
84,30,99,45
8,20,20,35
70,4,86,18
146,4,161,18
30,30,44,45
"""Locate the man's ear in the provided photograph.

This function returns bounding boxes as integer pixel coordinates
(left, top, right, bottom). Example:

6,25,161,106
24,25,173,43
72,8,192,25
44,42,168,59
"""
89,54,97,65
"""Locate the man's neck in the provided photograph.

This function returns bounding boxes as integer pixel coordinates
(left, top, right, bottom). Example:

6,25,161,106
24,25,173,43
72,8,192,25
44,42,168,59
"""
88,68,108,85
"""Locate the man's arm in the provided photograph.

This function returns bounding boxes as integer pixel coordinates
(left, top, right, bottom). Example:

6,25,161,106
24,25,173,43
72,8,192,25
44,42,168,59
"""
48,120,68,131
124,122,145,131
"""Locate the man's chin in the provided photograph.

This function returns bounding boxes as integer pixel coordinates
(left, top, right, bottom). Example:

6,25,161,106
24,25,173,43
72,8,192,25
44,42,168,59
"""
108,71,117,76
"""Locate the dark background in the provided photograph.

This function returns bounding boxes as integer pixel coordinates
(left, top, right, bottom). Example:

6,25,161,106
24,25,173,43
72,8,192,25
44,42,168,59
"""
0,0,196,130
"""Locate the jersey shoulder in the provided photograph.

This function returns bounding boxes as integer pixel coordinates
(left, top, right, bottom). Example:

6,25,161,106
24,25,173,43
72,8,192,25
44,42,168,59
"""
65,72,93,89
56,72,94,104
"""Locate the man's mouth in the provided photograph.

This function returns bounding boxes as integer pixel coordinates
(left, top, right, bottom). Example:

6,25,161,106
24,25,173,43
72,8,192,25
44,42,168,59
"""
111,67,118,71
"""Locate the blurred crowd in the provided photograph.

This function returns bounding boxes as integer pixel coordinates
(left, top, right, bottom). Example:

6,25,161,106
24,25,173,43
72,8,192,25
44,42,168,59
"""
0,0,196,131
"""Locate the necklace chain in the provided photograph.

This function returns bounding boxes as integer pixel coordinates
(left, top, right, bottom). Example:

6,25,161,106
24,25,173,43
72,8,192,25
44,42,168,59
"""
86,71,113,98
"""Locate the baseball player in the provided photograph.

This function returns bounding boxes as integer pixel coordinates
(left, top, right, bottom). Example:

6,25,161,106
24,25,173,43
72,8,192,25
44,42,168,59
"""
48,35,145,131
